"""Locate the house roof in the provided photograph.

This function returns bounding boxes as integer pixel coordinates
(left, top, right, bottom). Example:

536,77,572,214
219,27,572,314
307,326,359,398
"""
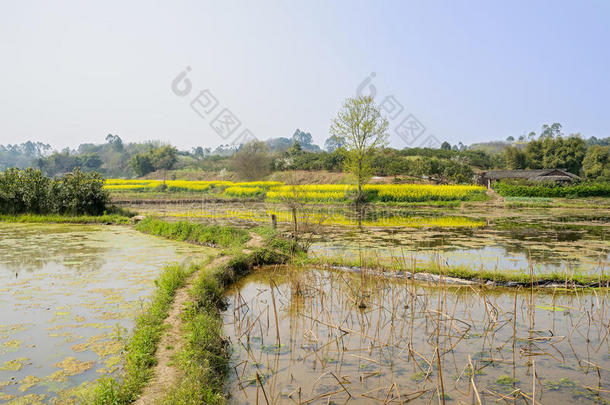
482,169,579,180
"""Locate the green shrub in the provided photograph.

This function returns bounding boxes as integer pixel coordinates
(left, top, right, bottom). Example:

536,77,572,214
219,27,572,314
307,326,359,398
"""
495,181,610,198
0,167,109,215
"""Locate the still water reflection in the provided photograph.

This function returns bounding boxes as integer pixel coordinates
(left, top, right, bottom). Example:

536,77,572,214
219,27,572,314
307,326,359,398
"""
0,223,210,404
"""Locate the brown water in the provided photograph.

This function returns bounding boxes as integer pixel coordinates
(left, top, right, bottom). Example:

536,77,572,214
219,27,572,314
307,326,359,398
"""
0,223,212,404
223,267,610,404
127,201,610,277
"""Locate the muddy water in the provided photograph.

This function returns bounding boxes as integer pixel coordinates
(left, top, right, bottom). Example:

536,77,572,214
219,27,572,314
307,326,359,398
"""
128,201,609,277
223,267,609,404
309,225,609,277
0,223,212,404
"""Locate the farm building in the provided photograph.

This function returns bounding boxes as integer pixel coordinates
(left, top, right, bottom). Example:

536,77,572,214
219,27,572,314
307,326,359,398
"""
478,169,580,189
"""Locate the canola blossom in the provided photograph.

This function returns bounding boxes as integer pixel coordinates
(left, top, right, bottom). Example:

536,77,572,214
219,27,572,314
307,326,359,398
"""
223,186,264,197
104,179,486,202
168,208,485,228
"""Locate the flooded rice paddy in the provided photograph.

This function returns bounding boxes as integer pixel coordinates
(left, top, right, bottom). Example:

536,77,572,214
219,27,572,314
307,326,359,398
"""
128,201,609,277
0,223,211,404
223,266,610,404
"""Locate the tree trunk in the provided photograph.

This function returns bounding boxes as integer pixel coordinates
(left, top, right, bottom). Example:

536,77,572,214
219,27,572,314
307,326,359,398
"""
292,206,297,242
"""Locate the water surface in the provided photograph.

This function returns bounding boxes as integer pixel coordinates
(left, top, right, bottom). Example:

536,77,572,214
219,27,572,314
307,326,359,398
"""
128,201,609,277
223,267,609,404
0,223,211,404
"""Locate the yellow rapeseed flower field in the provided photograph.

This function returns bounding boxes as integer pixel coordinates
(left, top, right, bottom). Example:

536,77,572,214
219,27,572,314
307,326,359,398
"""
104,179,486,202
223,186,264,197
168,208,485,228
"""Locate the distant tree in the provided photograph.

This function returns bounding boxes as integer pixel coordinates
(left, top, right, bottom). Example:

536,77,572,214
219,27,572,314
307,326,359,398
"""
105,134,124,151
0,141,51,170
80,153,103,171
212,144,239,156
330,95,388,225
292,129,313,147
387,158,410,179
502,146,527,169
525,140,543,169
324,135,346,152
265,137,294,152
440,160,474,184
582,145,610,181
288,141,303,158
541,135,585,173
129,153,155,177
151,146,178,182
540,123,563,139
440,141,452,150
586,136,610,147
233,140,271,180
524,127,586,173
192,146,205,159
506,136,515,142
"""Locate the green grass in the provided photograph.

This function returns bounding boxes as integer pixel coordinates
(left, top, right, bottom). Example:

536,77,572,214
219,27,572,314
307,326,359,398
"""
161,239,294,403
504,196,553,202
0,213,131,224
307,255,610,287
88,262,198,404
135,217,251,248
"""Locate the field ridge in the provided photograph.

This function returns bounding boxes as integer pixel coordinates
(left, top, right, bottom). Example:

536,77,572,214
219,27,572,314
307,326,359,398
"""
134,232,263,404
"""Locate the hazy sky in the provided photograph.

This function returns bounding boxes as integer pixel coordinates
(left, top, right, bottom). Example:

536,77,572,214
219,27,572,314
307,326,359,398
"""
1,1,609,150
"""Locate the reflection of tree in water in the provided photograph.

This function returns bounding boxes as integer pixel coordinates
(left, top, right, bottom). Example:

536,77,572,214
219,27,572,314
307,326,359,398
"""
317,224,608,270
0,227,109,276
5,250,107,277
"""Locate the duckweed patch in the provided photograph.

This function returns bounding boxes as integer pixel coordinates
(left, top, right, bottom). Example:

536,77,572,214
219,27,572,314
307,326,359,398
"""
495,375,519,386
18,375,40,392
0,358,29,372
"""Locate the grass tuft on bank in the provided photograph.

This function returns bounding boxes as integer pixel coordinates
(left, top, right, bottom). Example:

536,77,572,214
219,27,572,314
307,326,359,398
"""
135,217,251,248
0,213,131,224
308,255,610,287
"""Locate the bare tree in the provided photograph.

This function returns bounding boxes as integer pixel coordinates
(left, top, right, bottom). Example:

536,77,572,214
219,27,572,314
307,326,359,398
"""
233,140,272,180
278,171,327,253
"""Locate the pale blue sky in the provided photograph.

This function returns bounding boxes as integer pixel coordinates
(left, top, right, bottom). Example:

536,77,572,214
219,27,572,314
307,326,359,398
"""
1,1,608,150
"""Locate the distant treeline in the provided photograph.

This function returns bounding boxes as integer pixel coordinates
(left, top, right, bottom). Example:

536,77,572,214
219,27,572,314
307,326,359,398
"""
0,168,108,215
1,123,609,183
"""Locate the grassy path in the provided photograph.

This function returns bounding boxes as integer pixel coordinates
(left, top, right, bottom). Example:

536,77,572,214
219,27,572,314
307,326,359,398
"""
87,219,295,404
134,232,263,404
